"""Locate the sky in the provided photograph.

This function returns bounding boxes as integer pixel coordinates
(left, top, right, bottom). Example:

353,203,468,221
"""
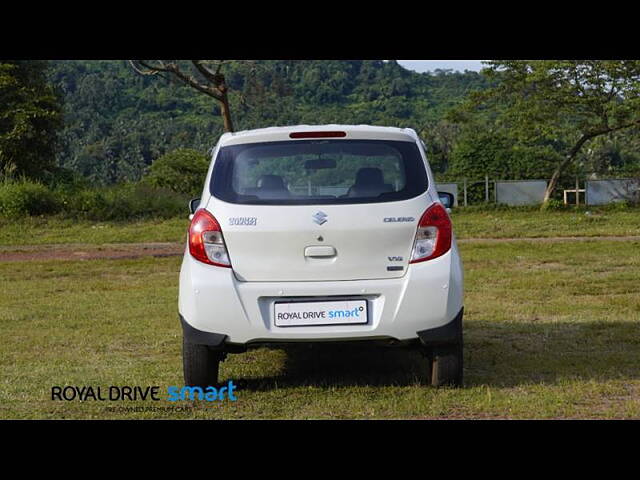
397,60,485,73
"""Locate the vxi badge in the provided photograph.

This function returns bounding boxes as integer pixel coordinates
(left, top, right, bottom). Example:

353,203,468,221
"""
383,216,415,223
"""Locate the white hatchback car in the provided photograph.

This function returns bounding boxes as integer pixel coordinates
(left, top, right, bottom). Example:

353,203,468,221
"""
179,125,464,387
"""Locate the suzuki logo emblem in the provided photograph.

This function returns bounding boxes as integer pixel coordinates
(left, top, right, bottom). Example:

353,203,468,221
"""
312,211,328,225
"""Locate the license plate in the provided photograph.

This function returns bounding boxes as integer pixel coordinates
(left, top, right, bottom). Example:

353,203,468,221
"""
274,299,368,327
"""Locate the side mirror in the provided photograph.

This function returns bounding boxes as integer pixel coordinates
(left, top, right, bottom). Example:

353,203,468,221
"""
189,198,201,215
437,191,454,210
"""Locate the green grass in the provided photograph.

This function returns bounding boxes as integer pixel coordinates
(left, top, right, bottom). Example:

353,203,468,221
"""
2,238,640,419
1,207,638,247
452,206,640,239
0,216,188,246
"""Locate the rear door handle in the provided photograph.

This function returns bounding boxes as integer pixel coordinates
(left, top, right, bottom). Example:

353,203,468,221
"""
304,245,336,258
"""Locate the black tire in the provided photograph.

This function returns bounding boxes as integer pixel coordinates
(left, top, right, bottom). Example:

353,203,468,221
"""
430,342,463,387
182,336,222,387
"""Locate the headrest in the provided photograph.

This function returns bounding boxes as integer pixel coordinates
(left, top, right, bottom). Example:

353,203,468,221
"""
355,167,384,186
257,174,286,190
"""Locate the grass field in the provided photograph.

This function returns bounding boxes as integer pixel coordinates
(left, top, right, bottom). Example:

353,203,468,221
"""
2,209,639,418
0,217,188,247
453,206,640,239
1,206,639,247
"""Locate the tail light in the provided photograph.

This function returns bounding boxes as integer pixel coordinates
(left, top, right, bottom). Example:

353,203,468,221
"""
410,203,452,263
188,209,231,267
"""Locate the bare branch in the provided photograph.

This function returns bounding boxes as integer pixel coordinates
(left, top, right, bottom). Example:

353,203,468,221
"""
191,60,227,97
132,60,172,74
130,60,162,76
127,59,235,132
191,60,218,81
129,60,221,98
129,60,173,82
151,61,223,100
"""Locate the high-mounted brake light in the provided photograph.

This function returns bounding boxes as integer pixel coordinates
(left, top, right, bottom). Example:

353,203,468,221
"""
289,131,347,139
409,203,452,263
188,209,231,267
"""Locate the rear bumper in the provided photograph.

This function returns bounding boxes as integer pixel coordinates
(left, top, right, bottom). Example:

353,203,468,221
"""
180,314,227,347
178,240,463,345
416,307,463,347
180,307,464,351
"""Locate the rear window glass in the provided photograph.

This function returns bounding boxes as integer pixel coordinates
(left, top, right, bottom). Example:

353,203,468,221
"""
210,139,428,205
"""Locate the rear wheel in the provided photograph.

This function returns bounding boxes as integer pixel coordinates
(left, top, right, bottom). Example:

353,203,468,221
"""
182,336,222,387
430,342,463,387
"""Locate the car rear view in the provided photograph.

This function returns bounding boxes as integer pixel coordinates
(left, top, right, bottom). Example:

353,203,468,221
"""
179,125,464,388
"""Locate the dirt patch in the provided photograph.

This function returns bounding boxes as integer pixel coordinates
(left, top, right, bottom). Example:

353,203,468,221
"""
0,242,183,262
2,235,639,263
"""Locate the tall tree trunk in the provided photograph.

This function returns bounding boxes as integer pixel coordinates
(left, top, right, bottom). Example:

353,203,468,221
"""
220,92,234,133
214,72,234,133
542,134,591,206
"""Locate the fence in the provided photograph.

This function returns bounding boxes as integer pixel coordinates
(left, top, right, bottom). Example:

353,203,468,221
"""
281,178,638,207
436,177,640,207
495,180,547,206
585,179,640,206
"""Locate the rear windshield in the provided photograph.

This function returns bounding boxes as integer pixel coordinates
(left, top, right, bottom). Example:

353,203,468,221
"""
210,139,428,205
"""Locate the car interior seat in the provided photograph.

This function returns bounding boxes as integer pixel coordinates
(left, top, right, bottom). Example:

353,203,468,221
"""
243,174,291,199
345,167,393,198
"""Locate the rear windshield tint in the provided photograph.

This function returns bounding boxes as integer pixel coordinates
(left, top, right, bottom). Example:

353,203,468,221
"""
210,139,428,205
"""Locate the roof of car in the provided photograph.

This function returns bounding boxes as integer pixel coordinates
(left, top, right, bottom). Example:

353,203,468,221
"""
217,124,419,147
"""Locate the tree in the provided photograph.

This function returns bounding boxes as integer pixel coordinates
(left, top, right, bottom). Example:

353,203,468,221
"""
419,119,461,174
447,123,562,181
0,61,62,179
143,148,209,196
129,60,237,132
461,61,640,205
579,128,640,176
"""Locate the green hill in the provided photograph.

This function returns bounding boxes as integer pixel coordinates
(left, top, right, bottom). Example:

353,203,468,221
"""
47,60,488,184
